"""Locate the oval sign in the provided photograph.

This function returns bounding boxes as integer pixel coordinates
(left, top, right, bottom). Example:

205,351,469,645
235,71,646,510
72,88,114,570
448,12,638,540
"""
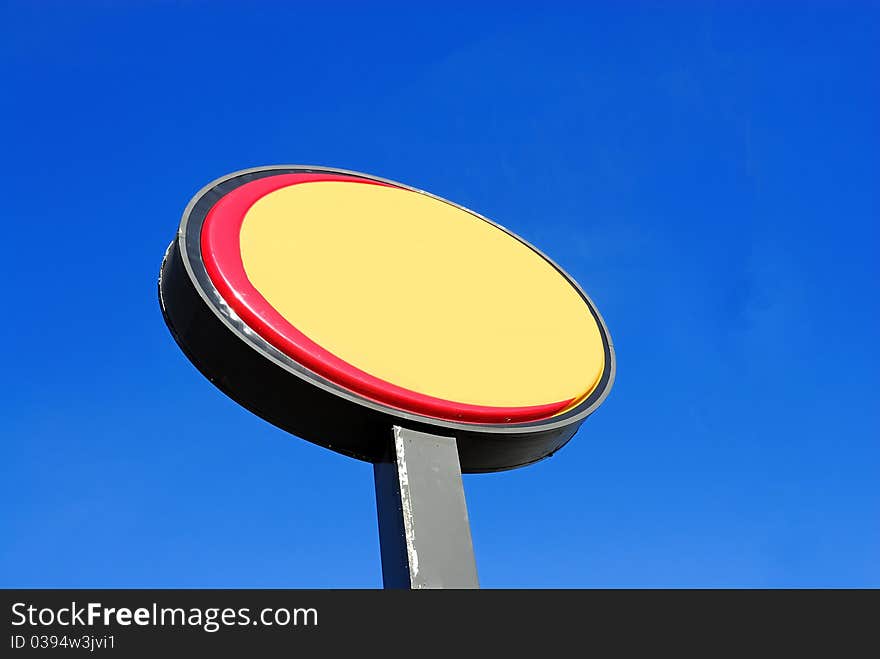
159,166,614,472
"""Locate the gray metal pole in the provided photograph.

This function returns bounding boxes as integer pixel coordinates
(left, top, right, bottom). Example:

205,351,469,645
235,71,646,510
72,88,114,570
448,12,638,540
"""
373,426,479,589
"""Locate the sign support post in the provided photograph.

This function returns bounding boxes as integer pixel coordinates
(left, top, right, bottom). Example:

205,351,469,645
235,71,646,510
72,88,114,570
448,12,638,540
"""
373,427,479,589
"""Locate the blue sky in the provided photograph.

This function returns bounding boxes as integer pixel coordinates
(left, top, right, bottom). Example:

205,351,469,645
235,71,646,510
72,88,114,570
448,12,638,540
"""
1,2,877,587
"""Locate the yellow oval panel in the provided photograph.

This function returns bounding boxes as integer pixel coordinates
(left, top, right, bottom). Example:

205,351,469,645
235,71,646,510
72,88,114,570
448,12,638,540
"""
239,181,604,410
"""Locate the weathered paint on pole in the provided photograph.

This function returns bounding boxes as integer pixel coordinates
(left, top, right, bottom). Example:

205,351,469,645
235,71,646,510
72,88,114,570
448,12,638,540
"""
374,427,479,589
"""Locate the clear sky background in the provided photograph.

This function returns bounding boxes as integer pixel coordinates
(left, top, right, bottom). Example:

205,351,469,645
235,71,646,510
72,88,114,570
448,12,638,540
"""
1,2,877,588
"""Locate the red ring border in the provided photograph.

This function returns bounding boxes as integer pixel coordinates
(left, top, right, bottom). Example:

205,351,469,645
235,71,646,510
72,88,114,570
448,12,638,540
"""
199,173,572,424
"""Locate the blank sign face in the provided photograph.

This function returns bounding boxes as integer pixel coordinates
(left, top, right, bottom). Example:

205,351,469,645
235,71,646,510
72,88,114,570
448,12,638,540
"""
200,172,605,424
